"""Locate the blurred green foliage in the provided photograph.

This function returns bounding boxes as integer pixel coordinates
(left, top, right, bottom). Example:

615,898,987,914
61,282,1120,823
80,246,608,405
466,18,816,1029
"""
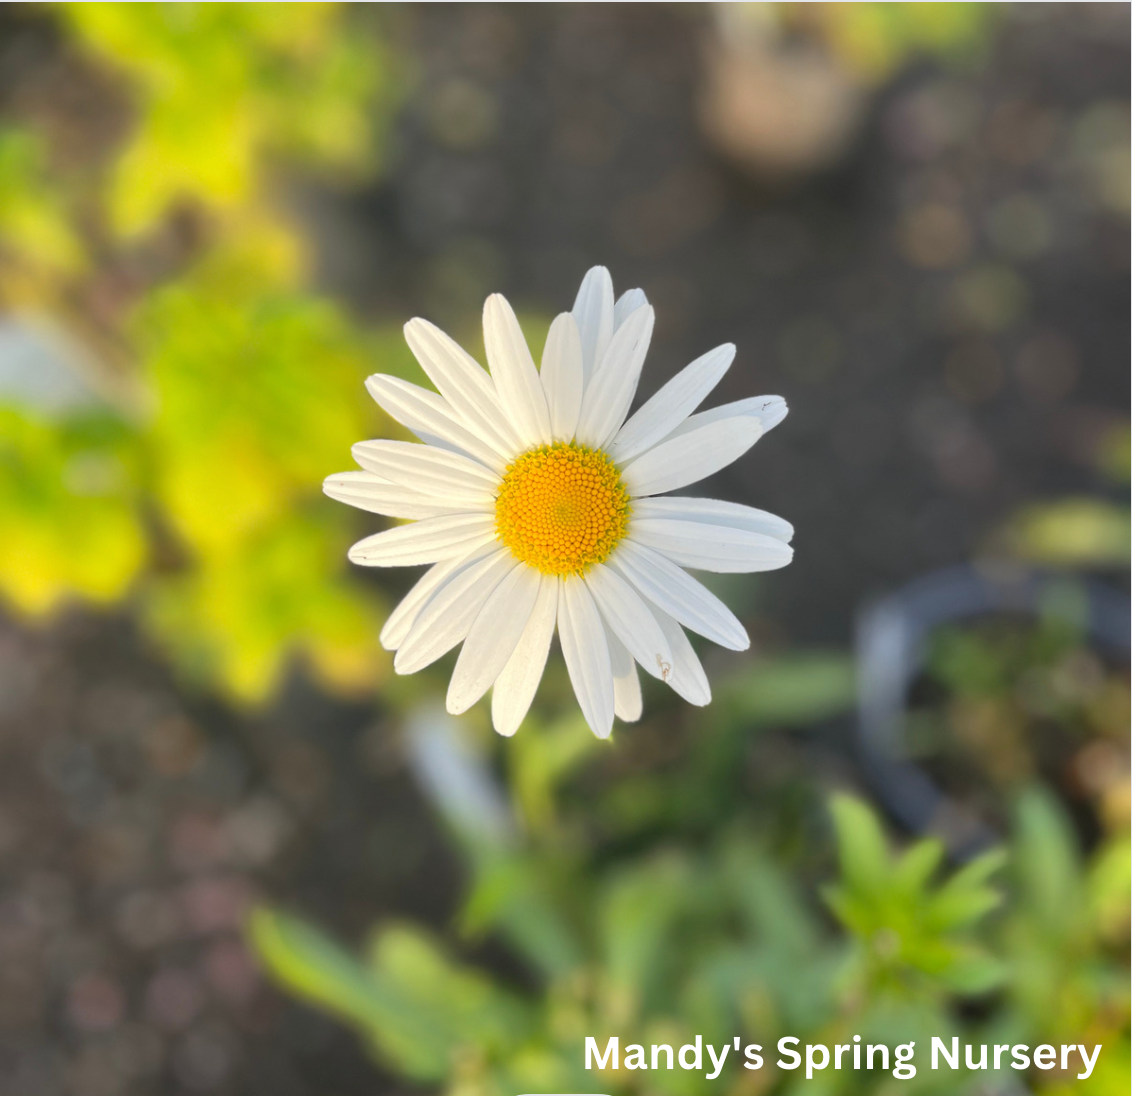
253,775,1128,1095
785,2,998,83
58,2,389,235
1001,498,1130,569
0,128,86,305
916,603,1130,835
993,421,1130,570
0,404,143,614
132,239,391,698
250,624,1128,1093
824,796,1006,998
0,3,403,701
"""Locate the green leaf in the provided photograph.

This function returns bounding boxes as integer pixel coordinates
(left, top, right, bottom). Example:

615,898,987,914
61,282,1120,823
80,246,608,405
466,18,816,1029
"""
825,795,1006,998
460,853,585,980
508,712,600,834
599,855,692,996
249,908,451,1080
893,837,946,897
727,844,821,957
929,848,1006,931
1011,787,1083,935
367,924,529,1050
720,652,856,727
938,949,1008,995
250,907,388,1026
251,909,526,1082
829,794,891,898
1087,835,1132,938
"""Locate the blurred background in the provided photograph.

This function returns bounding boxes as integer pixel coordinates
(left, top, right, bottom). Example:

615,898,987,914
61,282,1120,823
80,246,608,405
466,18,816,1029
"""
0,4,1128,1095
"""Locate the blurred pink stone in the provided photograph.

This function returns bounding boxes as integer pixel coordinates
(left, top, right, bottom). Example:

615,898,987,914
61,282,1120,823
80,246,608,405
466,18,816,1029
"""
172,1023,233,1090
144,968,205,1032
204,937,260,1006
178,875,255,936
67,973,126,1033
169,812,227,873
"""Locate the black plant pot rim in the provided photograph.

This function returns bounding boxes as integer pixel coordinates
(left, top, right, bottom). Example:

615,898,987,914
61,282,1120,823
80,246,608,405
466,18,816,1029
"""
854,562,1130,858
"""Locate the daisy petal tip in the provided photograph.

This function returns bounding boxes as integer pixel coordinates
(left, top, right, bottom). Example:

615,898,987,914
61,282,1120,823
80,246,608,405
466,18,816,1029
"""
483,291,511,318
581,707,616,740
444,691,471,717
362,374,385,403
392,646,429,676
614,286,649,322
760,396,788,430
492,717,520,738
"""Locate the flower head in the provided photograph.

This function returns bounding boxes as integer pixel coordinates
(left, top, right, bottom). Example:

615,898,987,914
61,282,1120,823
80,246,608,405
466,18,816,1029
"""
325,267,792,738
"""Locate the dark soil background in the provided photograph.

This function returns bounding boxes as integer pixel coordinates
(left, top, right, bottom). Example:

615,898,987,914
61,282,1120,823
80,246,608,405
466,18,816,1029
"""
0,5,1128,1095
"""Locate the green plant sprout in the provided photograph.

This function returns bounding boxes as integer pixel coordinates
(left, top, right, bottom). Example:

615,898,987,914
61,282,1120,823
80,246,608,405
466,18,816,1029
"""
251,750,1130,1095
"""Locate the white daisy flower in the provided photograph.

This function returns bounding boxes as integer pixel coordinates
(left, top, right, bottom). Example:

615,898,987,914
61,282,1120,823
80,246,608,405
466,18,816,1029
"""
325,267,793,739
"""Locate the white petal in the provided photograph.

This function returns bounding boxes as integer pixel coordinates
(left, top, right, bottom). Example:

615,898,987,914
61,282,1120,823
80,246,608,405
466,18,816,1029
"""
348,440,499,508
483,294,553,447
620,414,763,498
629,518,793,573
652,607,711,706
613,288,648,330
632,496,794,543
540,312,584,442
571,266,614,383
584,562,672,681
608,631,642,722
447,565,542,715
364,374,507,473
380,556,464,651
663,395,788,442
491,578,558,737
558,576,615,738
324,471,473,520
347,513,496,568
403,318,522,457
609,540,749,651
395,550,515,674
575,304,655,449
609,344,735,464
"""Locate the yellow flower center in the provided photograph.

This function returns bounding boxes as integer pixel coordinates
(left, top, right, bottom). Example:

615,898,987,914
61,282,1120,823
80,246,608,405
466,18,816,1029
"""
494,443,630,576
